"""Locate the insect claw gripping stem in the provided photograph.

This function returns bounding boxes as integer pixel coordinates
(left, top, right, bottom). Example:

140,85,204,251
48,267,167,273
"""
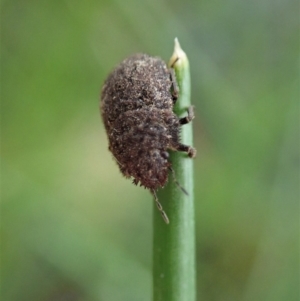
152,190,170,224
179,106,195,125
176,144,197,158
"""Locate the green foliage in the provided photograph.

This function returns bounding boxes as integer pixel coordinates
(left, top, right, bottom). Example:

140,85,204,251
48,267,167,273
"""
1,0,299,300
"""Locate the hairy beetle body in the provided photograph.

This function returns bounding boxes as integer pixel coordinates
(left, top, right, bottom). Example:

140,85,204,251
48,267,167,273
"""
100,53,196,222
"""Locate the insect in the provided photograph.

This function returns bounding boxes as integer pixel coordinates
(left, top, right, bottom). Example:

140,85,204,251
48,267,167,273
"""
100,53,196,223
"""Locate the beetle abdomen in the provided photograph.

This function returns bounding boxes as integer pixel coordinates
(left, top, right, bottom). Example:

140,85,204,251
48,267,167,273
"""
108,108,177,189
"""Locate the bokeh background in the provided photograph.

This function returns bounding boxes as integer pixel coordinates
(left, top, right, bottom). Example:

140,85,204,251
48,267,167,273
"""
1,0,299,300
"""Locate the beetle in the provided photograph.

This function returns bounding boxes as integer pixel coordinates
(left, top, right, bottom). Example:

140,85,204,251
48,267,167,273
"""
100,53,196,223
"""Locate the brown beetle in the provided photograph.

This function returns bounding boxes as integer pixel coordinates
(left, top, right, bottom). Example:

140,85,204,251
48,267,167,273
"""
100,53,196,223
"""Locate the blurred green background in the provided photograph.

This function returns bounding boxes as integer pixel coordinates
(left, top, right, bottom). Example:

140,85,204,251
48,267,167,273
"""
1,0,299,300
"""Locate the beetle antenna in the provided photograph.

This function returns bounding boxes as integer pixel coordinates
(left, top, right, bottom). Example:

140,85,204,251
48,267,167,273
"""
168,167,189,196
151,190,169,224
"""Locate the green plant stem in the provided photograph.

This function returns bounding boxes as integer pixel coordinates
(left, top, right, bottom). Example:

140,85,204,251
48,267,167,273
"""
153,39,196,301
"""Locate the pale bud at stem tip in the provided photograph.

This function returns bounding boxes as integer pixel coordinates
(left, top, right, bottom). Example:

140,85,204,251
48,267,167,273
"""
169,37,188,68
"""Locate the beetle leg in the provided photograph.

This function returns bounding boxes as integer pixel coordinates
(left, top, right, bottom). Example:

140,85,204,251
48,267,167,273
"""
169,68,179,103
168,167,188,195
175,144,196,158
151,190,169,224
179,106,195,125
